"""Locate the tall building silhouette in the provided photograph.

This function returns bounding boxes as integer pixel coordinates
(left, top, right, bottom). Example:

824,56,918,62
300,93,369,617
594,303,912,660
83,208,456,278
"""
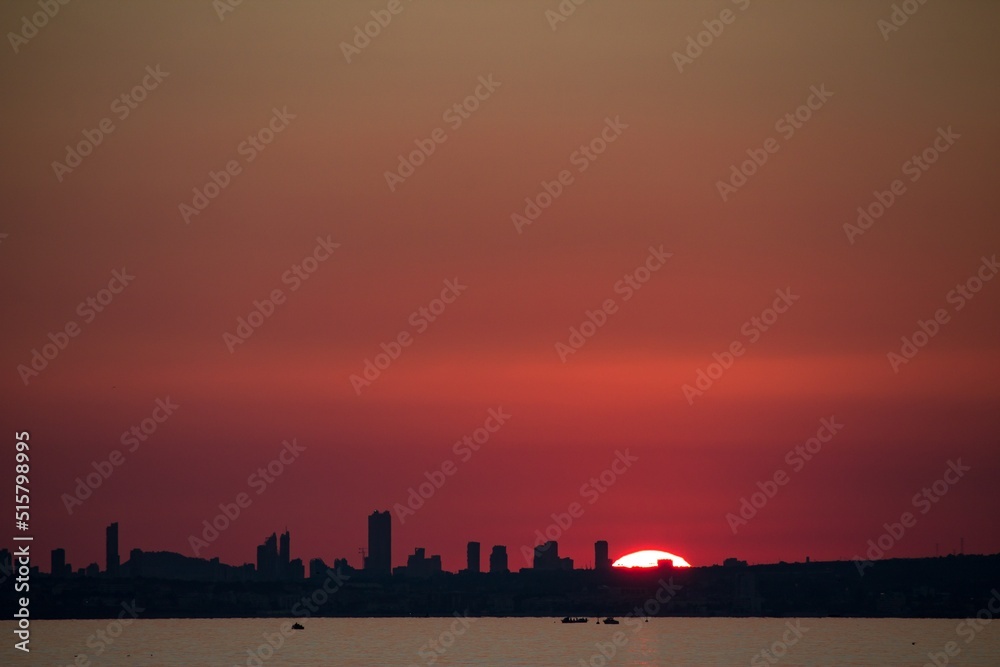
106,522,120,575
256,533,278,580
466,541,480,573
366,510,391,577
279,530,290,579
595,540,611,571
489,545,508,574
534,541,573,571
534,540,557,570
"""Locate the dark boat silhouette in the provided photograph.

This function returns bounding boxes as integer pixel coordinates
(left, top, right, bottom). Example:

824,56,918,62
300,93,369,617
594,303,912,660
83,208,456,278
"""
291,622,304,630
602,617,620,624
561,616,587,624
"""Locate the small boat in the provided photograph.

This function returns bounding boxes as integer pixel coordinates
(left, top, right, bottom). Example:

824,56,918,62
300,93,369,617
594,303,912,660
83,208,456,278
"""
561,616,588,624
602,617,620,625
291,622,304,630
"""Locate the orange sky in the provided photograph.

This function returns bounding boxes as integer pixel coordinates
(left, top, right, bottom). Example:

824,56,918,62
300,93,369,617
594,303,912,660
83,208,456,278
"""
2,0,999,572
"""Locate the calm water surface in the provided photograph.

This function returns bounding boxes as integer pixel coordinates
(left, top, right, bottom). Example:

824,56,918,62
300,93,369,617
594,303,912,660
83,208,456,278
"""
3,618,999,666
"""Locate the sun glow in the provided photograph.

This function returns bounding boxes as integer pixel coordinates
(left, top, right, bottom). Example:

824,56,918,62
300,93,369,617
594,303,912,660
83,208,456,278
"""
612,550,691,568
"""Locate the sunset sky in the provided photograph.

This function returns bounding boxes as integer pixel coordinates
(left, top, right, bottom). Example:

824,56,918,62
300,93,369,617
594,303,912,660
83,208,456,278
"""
2,1,998,573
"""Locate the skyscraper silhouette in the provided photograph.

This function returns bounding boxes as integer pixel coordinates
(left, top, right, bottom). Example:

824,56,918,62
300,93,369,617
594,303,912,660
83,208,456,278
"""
534,541,573,571
366,510,391,577
467,541,480,573
279,530,290,579
489,545,508,574
106,522,119,576
256,533,278,580
595,540,611,571
533,540,558,570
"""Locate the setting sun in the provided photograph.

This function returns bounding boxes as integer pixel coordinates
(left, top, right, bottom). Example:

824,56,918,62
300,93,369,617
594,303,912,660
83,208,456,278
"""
612,550,692,568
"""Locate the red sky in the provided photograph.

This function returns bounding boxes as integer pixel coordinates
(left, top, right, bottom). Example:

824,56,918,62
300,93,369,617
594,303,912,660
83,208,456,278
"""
2,1,999,573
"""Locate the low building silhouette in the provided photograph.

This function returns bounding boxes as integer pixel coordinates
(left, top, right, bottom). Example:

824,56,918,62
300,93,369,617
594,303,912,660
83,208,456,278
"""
309,558,328,578
489,545,508,574
403,548,442,578
124,549,253,581
466,541,480,573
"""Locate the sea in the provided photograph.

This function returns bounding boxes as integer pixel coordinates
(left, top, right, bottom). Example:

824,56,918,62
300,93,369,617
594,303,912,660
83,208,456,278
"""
2,617,999,666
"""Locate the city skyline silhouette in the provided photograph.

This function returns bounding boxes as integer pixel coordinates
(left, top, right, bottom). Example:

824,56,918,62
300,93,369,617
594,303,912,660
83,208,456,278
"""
3,5,999,658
